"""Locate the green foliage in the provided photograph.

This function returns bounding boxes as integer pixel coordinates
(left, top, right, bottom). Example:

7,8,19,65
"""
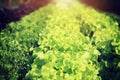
0,1,120,80
25,3,101,80
72,2,120,80
0,4,53,80
25,1,120,80
112,32,120,55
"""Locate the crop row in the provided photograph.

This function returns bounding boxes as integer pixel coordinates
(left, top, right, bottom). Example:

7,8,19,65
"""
0,1,120,80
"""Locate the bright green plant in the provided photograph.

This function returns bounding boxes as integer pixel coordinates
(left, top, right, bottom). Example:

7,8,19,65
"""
25,3,101,80
73,2,120,80
0,1,120,80
0,4,54,80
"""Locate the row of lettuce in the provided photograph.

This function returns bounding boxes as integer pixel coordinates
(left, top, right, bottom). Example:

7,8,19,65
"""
73,3,120,80
0,2,120,80
0,4,54,80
